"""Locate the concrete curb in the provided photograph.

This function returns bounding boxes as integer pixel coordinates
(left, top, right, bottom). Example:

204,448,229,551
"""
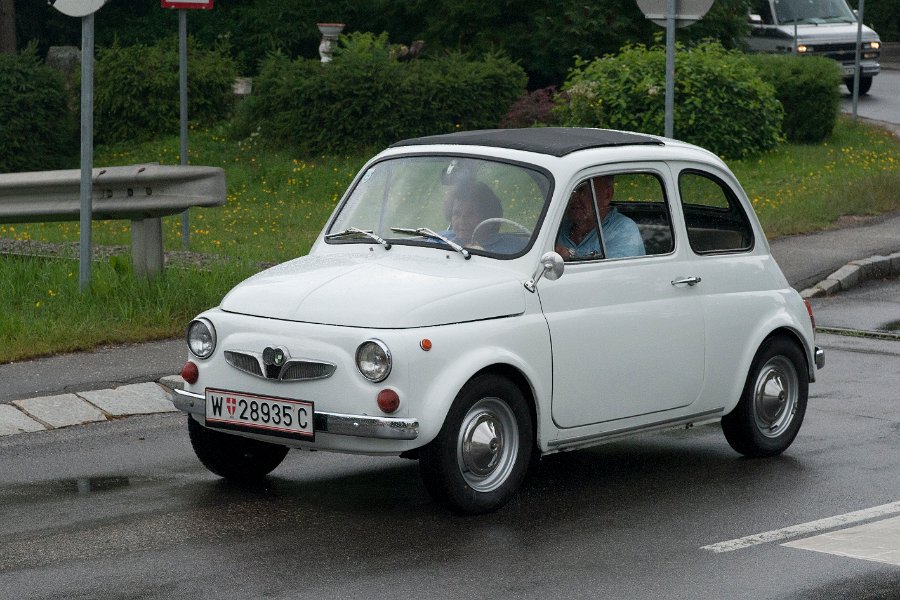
800,251,900,299
0,380,179,438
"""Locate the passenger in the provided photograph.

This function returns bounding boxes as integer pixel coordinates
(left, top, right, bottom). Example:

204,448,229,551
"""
555,176,645,260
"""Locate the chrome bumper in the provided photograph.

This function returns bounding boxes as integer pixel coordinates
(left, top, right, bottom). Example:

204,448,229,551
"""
815,346,825,370
171,388,419,441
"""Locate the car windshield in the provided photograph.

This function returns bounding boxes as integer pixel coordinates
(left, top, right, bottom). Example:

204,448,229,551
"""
327,155,552,258
774,0,856,24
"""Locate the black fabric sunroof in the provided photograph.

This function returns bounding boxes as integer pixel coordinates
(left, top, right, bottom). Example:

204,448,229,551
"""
389,128,663,157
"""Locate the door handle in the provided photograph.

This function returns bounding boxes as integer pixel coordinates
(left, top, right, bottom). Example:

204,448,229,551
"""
671,276,702,287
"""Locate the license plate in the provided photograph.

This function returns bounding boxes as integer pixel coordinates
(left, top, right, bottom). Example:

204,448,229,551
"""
843,66,857,76
205,388,314,441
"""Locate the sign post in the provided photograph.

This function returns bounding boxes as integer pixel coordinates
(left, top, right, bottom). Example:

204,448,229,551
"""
51,0,110,292
852,0,865,121
162,0,214,249
635,0,714,139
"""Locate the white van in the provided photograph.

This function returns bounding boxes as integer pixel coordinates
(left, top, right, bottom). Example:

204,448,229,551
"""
748,0,881,95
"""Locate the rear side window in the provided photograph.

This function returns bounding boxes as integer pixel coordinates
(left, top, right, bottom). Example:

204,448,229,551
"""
678,171,753,254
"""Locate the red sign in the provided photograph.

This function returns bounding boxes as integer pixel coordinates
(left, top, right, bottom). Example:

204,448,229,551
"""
161,0,213,9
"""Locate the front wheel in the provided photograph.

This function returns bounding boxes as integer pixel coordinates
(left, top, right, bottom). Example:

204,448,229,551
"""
721,337,808,458
419,375,533,514
188,416,289,481
845,76,873,96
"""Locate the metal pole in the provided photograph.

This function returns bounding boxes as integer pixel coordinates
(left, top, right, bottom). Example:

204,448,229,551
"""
664,0,676,138
79,13,94,292
179,9,190,248
852,0,864,121
793,22,798,55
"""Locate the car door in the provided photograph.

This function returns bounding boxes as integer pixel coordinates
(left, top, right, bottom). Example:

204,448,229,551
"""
540,166,706,428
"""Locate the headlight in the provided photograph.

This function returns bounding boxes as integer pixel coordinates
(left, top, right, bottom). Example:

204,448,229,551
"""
867,41,881,50
187,318,216,359
356,339,391,382
796,45,810,53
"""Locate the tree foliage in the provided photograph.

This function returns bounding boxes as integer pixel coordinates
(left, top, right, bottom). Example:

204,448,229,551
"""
0,44,76,172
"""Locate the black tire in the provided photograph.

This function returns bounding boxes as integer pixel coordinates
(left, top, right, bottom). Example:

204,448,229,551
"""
844,76,873,96
419,374,533,515
721,337,808,458
188,415,289,481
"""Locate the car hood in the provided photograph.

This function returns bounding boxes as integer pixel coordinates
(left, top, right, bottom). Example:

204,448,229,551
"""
220,253,527,328
780,23,879,44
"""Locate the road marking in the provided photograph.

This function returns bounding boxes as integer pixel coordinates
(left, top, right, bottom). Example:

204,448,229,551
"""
783,515,900,567
701,501,900,553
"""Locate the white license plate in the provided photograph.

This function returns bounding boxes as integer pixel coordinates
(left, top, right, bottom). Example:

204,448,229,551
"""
843,66,857,76
205,389,314,440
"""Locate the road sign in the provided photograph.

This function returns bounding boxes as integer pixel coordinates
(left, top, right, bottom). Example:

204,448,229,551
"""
635,0,714,28
161,0,214,9
51,0,109,17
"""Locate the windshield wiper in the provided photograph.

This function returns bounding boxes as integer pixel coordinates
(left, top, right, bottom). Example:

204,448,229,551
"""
325,227,391,250
390,227,471,260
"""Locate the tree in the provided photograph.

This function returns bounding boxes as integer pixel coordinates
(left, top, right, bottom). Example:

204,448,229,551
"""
0,0,15,55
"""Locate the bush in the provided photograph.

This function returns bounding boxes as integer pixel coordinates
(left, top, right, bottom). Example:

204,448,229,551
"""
554,42,783,159
0,46,76,173
745,54,841,143
93,38,238,145
234,33,527,155
500,87,560,128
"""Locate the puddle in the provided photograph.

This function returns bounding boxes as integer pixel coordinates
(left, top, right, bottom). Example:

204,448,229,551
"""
0,475,140,502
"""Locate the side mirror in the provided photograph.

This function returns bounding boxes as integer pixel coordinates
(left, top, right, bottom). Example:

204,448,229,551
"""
524,252,564,292
749,13,763,24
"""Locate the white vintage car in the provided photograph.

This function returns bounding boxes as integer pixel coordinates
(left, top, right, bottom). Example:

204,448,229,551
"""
173,128,825,514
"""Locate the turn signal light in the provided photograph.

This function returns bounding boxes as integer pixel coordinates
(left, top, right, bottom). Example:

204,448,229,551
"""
181,361,199,384
377,389,400,413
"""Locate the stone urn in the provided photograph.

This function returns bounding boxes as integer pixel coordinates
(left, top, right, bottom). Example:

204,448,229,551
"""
317,23,345,63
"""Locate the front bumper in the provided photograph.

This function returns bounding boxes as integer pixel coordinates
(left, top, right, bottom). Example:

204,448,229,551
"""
171,388,419,441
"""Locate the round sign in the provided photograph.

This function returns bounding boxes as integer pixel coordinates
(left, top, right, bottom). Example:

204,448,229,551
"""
635,0,715,28
51,0,109,17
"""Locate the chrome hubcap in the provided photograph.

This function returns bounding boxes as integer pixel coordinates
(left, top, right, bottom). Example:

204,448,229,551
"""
457,398,519,492
753,356,798,438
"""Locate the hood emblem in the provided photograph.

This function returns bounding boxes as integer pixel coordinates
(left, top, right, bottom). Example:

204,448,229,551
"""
263,346,288,367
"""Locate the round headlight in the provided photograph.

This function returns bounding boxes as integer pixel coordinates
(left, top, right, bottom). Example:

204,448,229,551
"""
356,339,392,382
187,318,216,359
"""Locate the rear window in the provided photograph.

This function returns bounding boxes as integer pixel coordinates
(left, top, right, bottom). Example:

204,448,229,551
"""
678,170,754,254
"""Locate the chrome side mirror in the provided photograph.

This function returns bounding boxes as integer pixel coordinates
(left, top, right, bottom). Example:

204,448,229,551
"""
524,252,564,292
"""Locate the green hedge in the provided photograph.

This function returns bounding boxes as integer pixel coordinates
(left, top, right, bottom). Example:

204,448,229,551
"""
233,33,527,155
745,54,841,143
92,38,238,145
554,42,783,159
0,46,76,173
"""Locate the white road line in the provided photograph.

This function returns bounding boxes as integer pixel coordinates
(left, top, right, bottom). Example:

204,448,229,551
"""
701,501,900,553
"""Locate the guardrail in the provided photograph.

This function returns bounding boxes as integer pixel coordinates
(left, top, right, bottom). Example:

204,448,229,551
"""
0,164,226,277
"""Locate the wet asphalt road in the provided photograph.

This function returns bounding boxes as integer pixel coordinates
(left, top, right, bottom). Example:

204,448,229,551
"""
0,324,898,599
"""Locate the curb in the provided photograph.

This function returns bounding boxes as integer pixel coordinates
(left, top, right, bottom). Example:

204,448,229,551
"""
0,379,181,438
800,251,900,299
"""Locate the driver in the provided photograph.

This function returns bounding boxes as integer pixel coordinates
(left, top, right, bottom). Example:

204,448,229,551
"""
442,182,503,247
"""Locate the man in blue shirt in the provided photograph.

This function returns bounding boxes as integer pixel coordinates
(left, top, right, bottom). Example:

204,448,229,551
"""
555,176,645,260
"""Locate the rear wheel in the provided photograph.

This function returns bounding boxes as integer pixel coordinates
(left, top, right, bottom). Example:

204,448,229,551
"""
188,416,289,481
419,374,533,514
721,337,808,457
844,76,873,96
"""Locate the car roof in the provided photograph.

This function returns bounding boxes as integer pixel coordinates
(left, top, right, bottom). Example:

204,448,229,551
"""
390,128,664,158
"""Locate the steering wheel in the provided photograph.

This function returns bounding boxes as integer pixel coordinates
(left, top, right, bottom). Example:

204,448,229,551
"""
471,218,531,243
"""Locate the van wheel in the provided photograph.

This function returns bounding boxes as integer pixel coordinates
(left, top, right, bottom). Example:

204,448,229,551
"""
419,374,533,514
721,337,808,457
188,416,289,481
845,76,873,96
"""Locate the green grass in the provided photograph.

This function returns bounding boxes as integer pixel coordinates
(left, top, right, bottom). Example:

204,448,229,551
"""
1,117,899,363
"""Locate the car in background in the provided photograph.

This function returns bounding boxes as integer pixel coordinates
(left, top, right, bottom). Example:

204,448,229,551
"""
747,0,881,95
171,127,825,514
